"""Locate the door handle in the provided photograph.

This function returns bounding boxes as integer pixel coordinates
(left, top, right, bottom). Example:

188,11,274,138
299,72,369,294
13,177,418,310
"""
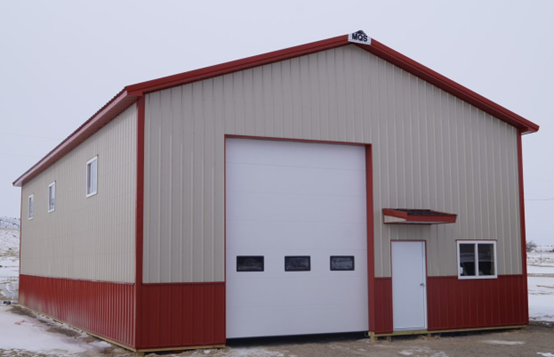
420,283,425,287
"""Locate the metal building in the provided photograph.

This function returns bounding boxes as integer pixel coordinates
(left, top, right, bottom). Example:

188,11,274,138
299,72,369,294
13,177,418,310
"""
13,32,539,352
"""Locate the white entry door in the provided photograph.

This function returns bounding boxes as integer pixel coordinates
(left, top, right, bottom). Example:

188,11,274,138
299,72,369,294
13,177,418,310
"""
226,138,368,338
392,241,427,331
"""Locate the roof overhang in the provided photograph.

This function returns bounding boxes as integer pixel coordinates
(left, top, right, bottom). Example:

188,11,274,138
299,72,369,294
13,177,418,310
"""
383,208,457,225
13,31,539,187
13,90,140,187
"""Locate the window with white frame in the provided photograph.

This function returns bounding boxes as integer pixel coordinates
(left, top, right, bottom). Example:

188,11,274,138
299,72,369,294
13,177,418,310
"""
48,182,56,212
457,241,497,279
86,156,98,197
28,194,34,220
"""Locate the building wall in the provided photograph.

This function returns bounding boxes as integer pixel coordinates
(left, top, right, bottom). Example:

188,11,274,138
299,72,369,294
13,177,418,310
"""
19,275,136,347
143,44,521,282
21,105,137,283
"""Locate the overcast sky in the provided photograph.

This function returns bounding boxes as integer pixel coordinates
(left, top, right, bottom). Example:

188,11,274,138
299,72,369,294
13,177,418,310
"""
0,1,552,245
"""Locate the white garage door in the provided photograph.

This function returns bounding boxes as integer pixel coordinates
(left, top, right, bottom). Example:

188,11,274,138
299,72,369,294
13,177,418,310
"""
226,138,368,338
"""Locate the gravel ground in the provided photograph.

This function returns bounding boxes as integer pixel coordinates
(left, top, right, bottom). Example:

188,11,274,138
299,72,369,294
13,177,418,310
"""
174,324,554,357
2,303,554,357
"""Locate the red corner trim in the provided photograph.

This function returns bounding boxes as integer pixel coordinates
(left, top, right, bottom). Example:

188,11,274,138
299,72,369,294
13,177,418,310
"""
517,129,529,324
18,191,22,303
135,96,145,345
382,208,457,224
366,146,376,332
357,40,539,134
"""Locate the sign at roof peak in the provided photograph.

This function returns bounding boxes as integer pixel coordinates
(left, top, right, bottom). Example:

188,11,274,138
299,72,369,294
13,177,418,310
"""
349,30,371,45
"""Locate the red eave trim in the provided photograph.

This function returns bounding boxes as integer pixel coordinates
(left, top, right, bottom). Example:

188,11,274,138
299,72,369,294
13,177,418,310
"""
383,208,457,224
356,41,539,134
125,35,350,96
13,90,139,187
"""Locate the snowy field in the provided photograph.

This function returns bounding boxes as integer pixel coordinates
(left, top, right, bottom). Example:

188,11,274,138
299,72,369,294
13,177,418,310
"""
0,305,117,356
0,222,552,356
527,247,554,323
0,226,19,303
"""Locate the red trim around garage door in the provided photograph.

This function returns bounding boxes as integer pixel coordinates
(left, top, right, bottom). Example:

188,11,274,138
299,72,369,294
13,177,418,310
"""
19,274,136,348
365,146,379,333
225,135,375,336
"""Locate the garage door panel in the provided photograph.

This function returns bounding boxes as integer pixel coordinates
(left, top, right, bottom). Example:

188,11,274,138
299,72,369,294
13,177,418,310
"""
226,139,365,171
227,303,369,338
226,249,368,280
227,192,366,224
226,139,368,338
226,277,368,307
226,162,366,197
227,221,367,250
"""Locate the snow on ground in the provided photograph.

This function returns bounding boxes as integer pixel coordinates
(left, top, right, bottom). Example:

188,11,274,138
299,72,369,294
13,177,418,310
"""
0,256,19,301
528,249,554,322
0,305,114,356
0,217,19,230
0,228,19,302
0,229,19,256
481,340,525,345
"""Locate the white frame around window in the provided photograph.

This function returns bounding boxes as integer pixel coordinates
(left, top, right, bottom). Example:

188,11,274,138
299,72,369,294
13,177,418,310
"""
86,156,98,198
48,181,56,213
456,240,498,280
28,194,34,220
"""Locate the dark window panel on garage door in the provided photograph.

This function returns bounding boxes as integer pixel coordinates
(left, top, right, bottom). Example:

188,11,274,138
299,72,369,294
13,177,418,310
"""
285,256,311,272
330,256,355,271
236,256,264,272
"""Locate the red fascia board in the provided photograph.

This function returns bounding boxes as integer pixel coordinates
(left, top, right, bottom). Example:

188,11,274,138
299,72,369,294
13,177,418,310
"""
125,35,350,96
356,41,539,134
383,208,457,224
13,90,139,187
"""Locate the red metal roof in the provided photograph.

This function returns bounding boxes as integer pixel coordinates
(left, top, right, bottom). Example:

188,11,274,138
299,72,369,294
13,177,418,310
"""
13,34,540,187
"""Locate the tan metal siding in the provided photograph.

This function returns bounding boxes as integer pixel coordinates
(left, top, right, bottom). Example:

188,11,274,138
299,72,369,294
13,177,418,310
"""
21,105,137,283
143,45,521,282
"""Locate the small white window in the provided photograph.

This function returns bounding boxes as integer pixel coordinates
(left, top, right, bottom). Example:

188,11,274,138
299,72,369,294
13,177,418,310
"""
457,241,497,279
28,194,34,220
86,156,98,198
48,182,56,212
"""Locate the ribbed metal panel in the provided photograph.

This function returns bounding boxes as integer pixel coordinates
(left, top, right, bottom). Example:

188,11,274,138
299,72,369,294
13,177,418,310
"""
19,274,135,348
143,44,521,282
139,283,225,349
427,275,527,330
21,105,137,283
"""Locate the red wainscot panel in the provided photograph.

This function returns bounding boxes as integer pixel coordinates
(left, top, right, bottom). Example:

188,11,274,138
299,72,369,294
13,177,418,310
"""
138,282,225,350
427,275,528,331
19,274,136,348
374,277,393,334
